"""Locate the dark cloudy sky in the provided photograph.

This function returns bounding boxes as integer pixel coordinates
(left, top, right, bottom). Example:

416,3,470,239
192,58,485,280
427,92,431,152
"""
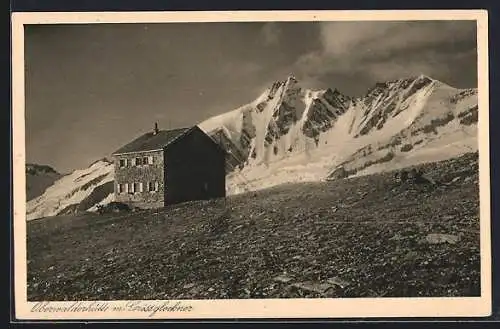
24,20,477,173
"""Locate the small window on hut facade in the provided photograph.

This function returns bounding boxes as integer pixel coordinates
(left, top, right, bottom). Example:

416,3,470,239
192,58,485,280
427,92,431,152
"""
119,159,126,168
147,181,159,192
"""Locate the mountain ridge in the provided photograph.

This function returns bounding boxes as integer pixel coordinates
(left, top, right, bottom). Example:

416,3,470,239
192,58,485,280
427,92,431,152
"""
26,164,62,201
199,74,477,194
26,74,478,219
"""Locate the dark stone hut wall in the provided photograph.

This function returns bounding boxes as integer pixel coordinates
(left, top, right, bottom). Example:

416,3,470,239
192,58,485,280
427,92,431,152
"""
113,150,164,209
164,128,226,205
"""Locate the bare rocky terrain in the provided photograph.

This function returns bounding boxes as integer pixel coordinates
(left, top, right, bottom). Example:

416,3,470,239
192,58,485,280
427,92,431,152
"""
27,152,480,301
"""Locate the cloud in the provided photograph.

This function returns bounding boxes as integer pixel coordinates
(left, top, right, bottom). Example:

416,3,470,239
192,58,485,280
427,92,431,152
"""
260,22,282,46
293,21,477,90
218,61,262,79
318,21,475,56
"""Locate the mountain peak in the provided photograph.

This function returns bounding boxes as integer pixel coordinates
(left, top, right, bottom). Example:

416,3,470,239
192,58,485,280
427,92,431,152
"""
285,73,297,83
88,157,113,168
403,74,437,86
284,75,299,91
417,73,432,80
26,163,60,175
413,74,436,84
381,74,435,86
269,74,299,88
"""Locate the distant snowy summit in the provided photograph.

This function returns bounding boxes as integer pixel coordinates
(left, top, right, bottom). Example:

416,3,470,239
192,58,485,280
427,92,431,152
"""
199,74,352,170
26,74,478,219
198,74,478,194
26,163,62,201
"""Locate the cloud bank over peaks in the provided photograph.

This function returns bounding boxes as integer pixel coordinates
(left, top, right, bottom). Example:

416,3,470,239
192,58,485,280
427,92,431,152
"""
293,21,477,95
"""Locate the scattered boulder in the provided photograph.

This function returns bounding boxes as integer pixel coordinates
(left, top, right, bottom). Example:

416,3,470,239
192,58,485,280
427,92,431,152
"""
326,277,350,289
394,170,409,183
206,209,231,235
424,233,460,245
273,275,294,284
97,202,132,215
328,166,349,181
290,281,335,295
183,283,195,290
394,168,437,186
400,144,413,152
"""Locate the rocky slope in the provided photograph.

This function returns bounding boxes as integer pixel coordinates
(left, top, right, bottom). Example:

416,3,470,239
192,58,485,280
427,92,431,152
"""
27,152,480,300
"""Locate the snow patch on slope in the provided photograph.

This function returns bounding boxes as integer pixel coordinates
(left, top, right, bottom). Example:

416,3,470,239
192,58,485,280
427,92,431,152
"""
26,160,114,220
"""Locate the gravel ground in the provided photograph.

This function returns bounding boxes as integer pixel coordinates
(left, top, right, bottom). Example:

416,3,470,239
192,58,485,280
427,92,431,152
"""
27,152,480,301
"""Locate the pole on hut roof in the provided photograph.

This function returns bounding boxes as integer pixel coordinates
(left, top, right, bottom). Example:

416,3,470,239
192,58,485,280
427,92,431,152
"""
153,122,159,135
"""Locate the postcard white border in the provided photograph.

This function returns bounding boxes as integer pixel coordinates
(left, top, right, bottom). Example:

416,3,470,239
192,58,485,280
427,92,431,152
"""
12,10,491,320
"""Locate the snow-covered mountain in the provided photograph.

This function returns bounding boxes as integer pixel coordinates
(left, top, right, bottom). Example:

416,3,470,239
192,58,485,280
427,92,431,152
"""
26,74,478,220
26,164,62,201
199,74,478,194
26,159,114,221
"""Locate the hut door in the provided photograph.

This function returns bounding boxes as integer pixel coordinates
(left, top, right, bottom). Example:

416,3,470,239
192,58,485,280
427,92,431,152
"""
202,181,209,198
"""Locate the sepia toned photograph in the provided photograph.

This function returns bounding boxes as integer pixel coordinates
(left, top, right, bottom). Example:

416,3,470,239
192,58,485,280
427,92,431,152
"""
12,10,491,319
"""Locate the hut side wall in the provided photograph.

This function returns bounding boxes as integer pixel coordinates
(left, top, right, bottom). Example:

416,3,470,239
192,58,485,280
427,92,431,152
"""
164,128,226,205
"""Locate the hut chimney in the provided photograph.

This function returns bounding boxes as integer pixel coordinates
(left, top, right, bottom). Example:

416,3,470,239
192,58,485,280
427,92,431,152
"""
153,122,159,135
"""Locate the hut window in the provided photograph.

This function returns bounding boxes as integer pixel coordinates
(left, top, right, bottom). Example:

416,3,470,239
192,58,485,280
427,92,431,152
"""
142,157,148,165
117,183,123,194
130,182,143,193
147,181,160,192
119,159,126,168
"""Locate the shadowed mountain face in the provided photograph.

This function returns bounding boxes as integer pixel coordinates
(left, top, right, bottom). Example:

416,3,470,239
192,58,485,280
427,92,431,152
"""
27,74,478,219
26,164,62,201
